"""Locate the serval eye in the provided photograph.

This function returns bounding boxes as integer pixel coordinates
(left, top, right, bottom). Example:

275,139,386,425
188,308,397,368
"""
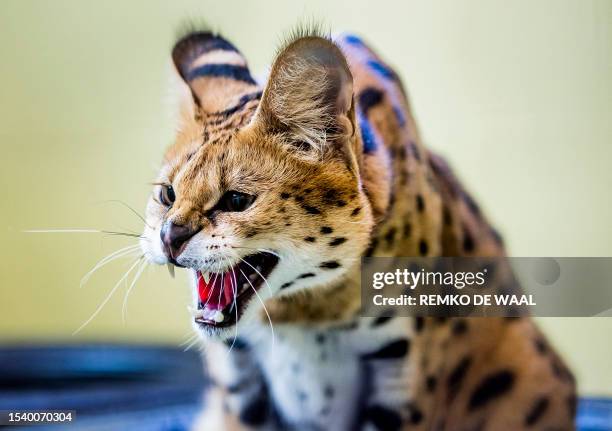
220,191,255,212
159,185,175,206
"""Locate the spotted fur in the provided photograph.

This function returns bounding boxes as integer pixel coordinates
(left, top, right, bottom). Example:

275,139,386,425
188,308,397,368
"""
141,27,576,431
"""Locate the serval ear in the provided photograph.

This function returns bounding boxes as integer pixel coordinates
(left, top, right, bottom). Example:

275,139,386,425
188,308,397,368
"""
253,33,356,157
171,30,260,117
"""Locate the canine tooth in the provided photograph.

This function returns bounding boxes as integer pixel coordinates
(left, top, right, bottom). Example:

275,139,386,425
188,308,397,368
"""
203,272,211,283
203,307,216,320
213,310,225,323
167,263,175,278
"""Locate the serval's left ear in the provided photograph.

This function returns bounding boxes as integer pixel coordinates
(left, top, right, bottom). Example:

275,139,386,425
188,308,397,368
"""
253,34,356,157
172,31,260,117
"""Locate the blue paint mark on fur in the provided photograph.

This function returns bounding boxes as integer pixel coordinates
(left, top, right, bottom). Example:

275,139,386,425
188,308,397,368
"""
344,34,364,46
358,111,378,154
367,60,396,81
393,106,406,128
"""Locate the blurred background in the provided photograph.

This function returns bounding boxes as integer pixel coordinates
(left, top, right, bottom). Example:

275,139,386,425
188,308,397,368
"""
1,0,610,411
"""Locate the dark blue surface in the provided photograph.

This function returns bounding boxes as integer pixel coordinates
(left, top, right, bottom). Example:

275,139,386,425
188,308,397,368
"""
0,345,610,430
0,345,206,430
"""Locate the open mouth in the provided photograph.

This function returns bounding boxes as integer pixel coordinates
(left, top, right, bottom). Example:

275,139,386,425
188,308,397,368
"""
194,252,279,328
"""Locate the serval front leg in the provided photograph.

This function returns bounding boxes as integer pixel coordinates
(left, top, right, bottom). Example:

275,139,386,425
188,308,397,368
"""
192,339,277,431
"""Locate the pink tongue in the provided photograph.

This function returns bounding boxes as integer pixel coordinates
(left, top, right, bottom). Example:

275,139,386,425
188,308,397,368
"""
198,271,236,310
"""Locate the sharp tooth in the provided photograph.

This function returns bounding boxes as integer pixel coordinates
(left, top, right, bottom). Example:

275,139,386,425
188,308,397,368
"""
213,310,225,323
166,263,175,278
203,307,216,320
203,272,211,283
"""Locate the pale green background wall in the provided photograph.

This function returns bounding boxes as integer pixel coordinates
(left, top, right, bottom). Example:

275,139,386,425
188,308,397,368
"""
1,0,610,395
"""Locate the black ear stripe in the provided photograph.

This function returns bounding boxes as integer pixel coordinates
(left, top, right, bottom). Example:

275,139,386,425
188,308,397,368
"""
172,32,240,82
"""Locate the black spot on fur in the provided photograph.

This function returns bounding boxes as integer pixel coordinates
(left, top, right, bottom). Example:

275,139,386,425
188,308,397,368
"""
491,228,504,246
551,359,574,383
363,404,402,431
239,395,269,426
384,228,397,248
320,226,333,234
329,237,347,247
302,204,321,215
525,396,549,426
387,192,396,212
419,239,429,256
403,222,412,239
463,229,475,253
468,370,515,410
351,206,361,217
320,260,341,269
443,207,452,225
414,316,424,332
297,273,316,279
452,319,468,336
245,229,258,238
304,236,316,242
534,338,547,355
358,87,384,115
227,380,249,394
321,188,345,207
365,238,378,257
462,191,481,216
315,333,326,344
362,339,410,360
280,192,291,200
324,385,334,398
416,194,425,212
280,281,294,289
409,406,424,424
567,394,577,418
372,310,395,327
447,356,472,401
410,141,421,162
225,337,248,350
426,375,438,392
